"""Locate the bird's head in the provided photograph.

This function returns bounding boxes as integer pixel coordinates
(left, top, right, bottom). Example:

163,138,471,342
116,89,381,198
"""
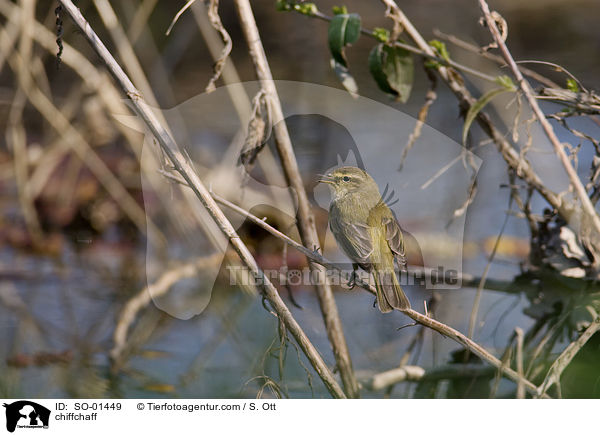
318,166,379,200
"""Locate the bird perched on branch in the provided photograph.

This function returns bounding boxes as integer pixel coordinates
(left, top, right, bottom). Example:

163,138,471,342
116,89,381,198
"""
319,166,411,312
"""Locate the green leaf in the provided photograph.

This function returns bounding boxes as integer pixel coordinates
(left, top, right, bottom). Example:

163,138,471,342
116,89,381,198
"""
566,78,579,93
462,87,515,145
368,43,414,103
328,13,361,67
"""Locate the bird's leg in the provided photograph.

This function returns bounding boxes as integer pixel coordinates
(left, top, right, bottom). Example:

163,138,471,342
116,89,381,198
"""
345,263,359,289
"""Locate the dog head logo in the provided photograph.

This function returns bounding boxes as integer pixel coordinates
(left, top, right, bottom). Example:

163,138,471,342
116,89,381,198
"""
3,401,50,433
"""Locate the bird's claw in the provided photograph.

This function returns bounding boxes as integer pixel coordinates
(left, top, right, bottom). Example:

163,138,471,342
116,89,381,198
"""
345,270,357,290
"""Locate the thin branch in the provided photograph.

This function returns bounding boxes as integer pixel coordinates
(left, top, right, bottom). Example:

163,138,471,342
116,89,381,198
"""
186,0,289,194
404,306,546,397
57,0,346,399
373,0,577,258
467,194,513,342
110,254,222,363
189,1,251,119
8,0,43,245
162,169,548,397
420,155,462,190
3,52,164,246
288,0,575,236
399,70,438,171
55,0,551,399
513,60,586,93
478,0,600,240
161,168,503,291
515,327,525,398
165,0,195,36
525,312,570,378
234,0,359,398
306,9,498,84
537,315,600,397
360,364,496,391
363,365,425,390
537,87,600,116
93,0,160,110
432,29,560,89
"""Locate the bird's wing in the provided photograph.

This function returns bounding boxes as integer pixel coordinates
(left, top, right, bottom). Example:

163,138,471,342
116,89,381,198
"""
366,201,406,267
383,214,407,267
329,208,373,268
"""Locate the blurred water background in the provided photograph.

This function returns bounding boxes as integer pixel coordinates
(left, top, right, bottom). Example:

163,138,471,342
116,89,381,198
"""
0,0,599,398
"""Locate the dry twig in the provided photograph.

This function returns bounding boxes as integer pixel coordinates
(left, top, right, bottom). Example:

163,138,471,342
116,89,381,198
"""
110,254,222,363
163,169,548,397
377,0,567,225
203,0,232,92
57,0,346,399
234,0,359,398
432,29,559,89
515,327,525,398
361,364,496,391
537,315,600,398
478,0,600,243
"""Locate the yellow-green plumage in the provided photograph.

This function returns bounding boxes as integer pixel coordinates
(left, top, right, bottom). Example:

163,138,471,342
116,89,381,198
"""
321,166,410,312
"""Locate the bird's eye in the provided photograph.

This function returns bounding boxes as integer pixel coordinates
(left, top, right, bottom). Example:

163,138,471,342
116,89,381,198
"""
342,176,350,182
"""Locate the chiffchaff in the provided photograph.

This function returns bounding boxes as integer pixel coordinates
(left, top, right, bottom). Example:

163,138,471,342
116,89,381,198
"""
319,166,411,312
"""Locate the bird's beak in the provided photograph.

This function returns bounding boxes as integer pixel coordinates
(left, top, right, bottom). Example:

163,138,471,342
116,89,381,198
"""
317,174,334,185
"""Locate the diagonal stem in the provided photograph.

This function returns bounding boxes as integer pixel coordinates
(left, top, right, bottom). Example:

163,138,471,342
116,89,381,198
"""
56,0,346,399
537,315,600,397
166,170,549,398
377,0,569,222
477,0,600,240
233,0,360,398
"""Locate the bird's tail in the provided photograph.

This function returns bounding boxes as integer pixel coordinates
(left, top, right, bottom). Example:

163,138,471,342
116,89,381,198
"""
372,266,411,312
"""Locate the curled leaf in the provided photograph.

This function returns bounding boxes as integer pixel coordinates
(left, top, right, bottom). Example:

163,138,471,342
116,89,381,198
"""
240,91,271,169
205,0,232,93
368,43,414,103
330,59,359,98
328,13,361,67
462,86,515,145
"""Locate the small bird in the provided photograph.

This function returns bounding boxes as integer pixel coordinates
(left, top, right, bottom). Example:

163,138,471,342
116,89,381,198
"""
319,166,411,312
